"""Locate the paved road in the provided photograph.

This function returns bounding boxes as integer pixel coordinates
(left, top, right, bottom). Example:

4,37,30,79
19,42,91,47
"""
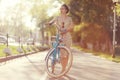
0,49,120,80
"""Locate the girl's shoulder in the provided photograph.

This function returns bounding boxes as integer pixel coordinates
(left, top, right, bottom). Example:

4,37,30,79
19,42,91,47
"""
53,16,60,21
67,16,73,22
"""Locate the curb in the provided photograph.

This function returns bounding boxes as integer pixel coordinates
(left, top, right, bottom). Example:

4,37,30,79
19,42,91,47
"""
0,51,38,63
0,47,50,63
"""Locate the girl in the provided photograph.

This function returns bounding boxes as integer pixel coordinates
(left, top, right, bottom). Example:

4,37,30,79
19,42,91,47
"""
47,4,74,73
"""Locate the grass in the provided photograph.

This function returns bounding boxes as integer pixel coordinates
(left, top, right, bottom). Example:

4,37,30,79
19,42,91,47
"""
73,45,120,63
0,45,33,57
0,44,49,57
100,53,120,63
0,45,6,57
0,45,20,57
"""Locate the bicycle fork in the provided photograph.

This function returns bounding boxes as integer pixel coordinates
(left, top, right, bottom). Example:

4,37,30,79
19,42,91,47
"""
51,44,60,65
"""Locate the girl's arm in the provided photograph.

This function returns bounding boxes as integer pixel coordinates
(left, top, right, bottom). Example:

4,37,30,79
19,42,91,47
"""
67,20,74,32
45,17,56,26
65,17,74,33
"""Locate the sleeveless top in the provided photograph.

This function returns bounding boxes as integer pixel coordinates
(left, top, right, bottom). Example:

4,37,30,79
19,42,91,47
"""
52,16,73,47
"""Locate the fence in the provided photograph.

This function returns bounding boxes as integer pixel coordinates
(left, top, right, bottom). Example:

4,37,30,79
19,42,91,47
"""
0,33,49,63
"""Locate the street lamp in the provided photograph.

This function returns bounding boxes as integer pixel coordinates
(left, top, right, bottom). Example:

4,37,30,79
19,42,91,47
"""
112,0,119,58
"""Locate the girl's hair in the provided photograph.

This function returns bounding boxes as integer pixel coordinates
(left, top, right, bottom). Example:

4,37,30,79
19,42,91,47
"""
61,4,69,13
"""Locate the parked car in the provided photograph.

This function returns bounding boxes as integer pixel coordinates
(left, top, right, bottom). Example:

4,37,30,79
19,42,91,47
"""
26,39,34,45
0,36,7,44
8,38,16,43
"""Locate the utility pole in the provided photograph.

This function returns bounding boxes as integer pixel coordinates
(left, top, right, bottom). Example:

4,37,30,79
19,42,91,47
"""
112,0,119,58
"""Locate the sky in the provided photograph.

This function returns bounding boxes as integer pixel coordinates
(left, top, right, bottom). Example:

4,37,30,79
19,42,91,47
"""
47,0,62,17
0,0,62,30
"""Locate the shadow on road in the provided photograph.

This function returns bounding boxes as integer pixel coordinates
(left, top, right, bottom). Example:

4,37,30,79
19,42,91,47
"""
48,74,76,80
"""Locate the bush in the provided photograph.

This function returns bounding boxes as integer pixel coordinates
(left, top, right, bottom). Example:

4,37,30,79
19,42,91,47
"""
72,22,113,54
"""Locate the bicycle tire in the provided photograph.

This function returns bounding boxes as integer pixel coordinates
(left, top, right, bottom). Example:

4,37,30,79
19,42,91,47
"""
45,46,73,78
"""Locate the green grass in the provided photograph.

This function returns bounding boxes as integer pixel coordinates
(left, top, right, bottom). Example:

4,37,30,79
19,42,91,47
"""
0,44,49,57
0,45,32,57
0,45,6,57
73,45,120,63
99,53,120,63
0,45,19,57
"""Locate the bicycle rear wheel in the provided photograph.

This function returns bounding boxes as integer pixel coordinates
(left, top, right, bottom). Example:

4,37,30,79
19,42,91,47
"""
45,46,73,78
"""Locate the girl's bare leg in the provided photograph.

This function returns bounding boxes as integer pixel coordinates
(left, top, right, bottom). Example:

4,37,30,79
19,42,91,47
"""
60,45,70,73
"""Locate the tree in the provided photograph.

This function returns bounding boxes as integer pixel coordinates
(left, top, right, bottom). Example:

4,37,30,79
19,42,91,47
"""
30,0,61,46
69,0,113,30
0,0,31,39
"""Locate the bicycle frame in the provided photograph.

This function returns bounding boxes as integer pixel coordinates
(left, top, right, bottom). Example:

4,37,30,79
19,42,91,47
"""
46,23,65,65
51,34,63,65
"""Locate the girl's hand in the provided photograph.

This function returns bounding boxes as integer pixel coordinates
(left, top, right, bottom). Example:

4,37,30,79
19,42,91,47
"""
45,21,54,26
60,28,67,35
45,23,50,26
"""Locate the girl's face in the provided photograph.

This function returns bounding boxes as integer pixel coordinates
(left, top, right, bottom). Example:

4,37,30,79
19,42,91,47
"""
60,6,67,14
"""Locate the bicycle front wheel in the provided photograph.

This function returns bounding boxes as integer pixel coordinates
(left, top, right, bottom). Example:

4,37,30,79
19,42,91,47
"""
45,46,73,78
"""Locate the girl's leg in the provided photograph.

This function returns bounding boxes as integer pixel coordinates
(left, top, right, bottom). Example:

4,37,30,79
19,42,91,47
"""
60,35,72,73
60,51,68,72
60,44,70,73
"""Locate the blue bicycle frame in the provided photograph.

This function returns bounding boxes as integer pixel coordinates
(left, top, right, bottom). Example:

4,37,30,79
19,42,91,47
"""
51,34,63,65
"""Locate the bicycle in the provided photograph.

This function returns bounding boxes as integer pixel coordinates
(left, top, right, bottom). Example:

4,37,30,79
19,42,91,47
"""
45,24,73,78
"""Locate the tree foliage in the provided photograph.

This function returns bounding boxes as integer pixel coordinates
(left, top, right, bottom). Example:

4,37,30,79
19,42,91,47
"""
30,1,49,26
72,23,113,53
69,0,113,30
0,1,29,38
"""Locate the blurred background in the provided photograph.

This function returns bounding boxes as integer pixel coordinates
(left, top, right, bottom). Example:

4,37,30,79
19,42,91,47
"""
0,0,120,58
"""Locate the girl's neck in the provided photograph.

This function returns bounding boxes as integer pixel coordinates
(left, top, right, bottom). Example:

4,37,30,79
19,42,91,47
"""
61,14,67,18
